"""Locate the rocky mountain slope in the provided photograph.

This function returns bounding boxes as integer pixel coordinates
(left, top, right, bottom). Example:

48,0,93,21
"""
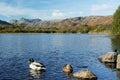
0,20,12,26
53,16,112,27
9,16,112,27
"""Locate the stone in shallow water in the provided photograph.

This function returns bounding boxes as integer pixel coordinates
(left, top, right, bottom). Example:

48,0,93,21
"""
62,64,73,73
62,64,73,78
117,54,120,69
73,70,97,80
98,52,118,63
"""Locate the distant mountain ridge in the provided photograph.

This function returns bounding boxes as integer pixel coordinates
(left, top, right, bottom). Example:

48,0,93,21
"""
52,16,112,28
9,16,112,27
0,20,11,26
9,18,42,27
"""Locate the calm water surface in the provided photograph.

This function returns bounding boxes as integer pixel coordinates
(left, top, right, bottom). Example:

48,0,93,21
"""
0,33,119,80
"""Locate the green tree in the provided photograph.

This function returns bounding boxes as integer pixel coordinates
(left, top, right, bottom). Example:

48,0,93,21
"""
112,6,120,34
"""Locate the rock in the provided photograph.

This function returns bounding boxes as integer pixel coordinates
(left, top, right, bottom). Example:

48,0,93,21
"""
62,64,73,73
73,70,97,80
98,52,118,63
62,64,73,78
117,54,120,69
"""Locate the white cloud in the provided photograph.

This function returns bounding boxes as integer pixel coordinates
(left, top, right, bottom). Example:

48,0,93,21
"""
0,2,83,20
90,4,114,15
52,10,83,19
67,11,83,18
0,2,67,20
52,10,65,19
0,2,51,19
91,4,113,12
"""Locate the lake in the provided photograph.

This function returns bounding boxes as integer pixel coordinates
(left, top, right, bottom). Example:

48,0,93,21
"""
0,33,120,80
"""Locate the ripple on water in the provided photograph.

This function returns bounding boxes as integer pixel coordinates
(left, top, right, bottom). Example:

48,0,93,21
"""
0,34,119,80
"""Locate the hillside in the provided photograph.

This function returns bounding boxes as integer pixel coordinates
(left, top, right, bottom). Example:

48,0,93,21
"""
9,18,42,27
9,16,112,27
10,16,112,27
0,20,12,26
0,16,113,33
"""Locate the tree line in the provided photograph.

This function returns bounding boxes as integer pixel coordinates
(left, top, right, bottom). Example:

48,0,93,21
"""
0,24,111,33
111,6,120,35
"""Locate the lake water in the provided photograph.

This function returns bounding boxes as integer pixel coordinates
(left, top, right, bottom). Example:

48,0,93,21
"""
0,33,120,80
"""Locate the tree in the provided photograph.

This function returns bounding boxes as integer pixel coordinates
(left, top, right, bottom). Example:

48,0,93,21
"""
112,6,120,34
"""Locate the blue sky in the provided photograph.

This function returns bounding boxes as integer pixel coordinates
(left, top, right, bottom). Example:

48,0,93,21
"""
0,0,120,21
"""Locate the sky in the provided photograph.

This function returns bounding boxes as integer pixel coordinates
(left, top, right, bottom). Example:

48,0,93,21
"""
0,0,120,21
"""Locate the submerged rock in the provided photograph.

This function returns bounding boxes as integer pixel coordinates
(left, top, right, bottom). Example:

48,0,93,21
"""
73,70,97,80
98,52,118,63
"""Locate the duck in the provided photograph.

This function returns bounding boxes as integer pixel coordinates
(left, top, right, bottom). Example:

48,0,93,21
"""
28,58,46,71
62,64,73,73
114,49,118,53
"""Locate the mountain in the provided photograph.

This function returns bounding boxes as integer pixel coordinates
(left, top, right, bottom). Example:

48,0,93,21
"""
9,18,42,27
0,20,12,26
9,16,112,27
52,16,112,28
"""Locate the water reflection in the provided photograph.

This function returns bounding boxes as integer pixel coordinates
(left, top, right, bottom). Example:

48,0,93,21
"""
74,77,97,80
100,36,120,79
63,71,72,79
103,63,116,69
116,70,120,78
0,34,119,80
99,61,120,79
111,35,120,52
29,69,45,78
